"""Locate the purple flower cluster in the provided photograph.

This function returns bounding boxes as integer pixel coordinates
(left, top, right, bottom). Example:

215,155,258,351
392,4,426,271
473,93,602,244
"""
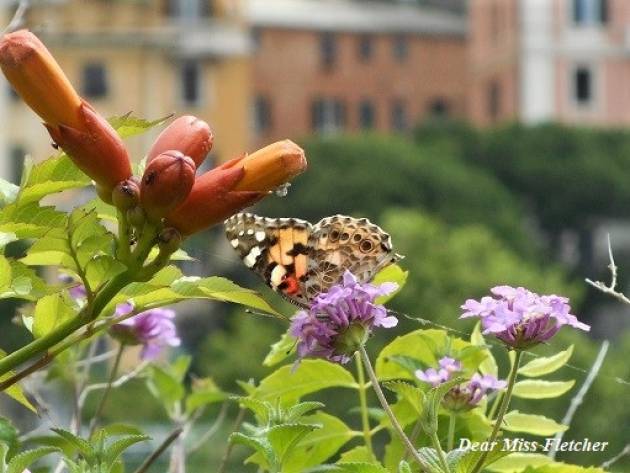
416,356,506,411
110,303,181,360
290,271,398,364
461,286,589,349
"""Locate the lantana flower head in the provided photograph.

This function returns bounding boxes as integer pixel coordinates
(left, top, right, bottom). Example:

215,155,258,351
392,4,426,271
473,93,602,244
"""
415,356,506,412
109,303,181,360
461,286,589,349
289,271,398,364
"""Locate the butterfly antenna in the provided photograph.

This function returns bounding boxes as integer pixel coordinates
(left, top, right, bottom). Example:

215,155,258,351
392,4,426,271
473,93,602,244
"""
244,309,281,319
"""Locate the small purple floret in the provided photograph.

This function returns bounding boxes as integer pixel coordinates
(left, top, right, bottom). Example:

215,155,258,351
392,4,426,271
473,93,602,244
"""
60,275,87,300
290,271,398,364
461,285,589,349
110,303,181,360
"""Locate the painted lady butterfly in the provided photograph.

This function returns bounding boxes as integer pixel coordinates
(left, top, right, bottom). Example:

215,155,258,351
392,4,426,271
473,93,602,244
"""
224,213,403,307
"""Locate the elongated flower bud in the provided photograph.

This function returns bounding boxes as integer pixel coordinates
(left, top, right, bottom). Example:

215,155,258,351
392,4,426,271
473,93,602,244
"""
45,102,133,191
0,30,82,129
147,115,213,168
140,151,196,222
165,140,307,236
0,30,132,193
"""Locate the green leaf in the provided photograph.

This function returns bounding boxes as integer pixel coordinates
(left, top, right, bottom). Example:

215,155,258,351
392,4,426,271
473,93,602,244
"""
0,177,19,207
372,263,408,304
108,113,172,139
234,397,273,425
6,446,59,473
185,378,228,414
521,463,607,473
33,294,76,338
146,365,186,409
0,417,18,456
17,154,89,206
416,447,447,473
331,462,389,472
254,360,356,404
470,323,498,377
376,329,442,381
266,423,320,466
452,443,509,473
103,434,150,465
263,331,296,367
421,377,463,435
285,401,325,422
0,203,67,239
6,261,53,301
0,350,36,412
383,381,424,415
51,428,94,462
502,411,568,436
486,453,553,472
339,446,373,464
519,346,574,378
0,232,17,252
512,380,575,399
398,460,413,473
0,256,12,290
283,412,354,473
84,255,126,291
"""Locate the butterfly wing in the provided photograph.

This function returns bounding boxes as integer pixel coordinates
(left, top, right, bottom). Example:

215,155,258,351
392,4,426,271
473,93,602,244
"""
225,213,314,307
302,215,402,301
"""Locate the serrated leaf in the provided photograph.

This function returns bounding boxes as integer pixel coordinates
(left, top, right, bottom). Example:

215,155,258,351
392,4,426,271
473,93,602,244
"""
230,432,275,470
85,255,126,291
486,453,552,472
267,423,320,465
6,446,59,473
398,460,413,473
0,203,66,239
502,411,568,436
452,444,509,473
263,331,296,367
7,261,53,301
0,350,36,412
519,346,574,378
383,381,424,415
512,380,575,399
372,263,408,304
285,401,325,422
233,397,273,425
283,412,354,473
0,417,18,456
108,113,172,139
254,360,356,404
51,428,94,462
421,377,463,435
416,447,447,473
103,434,150,465
33,293,76,338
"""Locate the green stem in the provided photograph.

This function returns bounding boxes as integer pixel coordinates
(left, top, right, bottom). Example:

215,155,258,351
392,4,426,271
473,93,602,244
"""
0,270,133,384
431,431,451,473
487,390,504,420
359,346,432,471
354,352,374,460
116,210,132,265
447,413,456,451
470,350,522,473
89,342,125,435
218,407,246,473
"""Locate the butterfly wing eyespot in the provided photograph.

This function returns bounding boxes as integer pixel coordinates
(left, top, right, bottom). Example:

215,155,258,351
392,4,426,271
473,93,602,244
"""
224,212,401,307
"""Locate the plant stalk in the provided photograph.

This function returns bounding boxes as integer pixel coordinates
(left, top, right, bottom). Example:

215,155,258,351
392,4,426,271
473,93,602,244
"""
89,342,125,435
431,431,451,473
447,413,456,451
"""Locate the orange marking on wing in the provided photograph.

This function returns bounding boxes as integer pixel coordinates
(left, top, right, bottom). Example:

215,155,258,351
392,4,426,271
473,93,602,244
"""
283,274,300,295
278,229,294,265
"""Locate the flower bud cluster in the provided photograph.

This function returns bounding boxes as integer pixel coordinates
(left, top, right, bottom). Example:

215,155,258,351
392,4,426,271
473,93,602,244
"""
0,30,308,255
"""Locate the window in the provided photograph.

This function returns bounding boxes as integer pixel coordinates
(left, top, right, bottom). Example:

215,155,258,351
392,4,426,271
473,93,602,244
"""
253,95,272,134
391,100,407,131
320,33,337,70
82,63,108,99
428,98,450,118
9,145,26,185
574,66,593,105
358,100,375,129
392,35,408,62
572,0,607,25
487,80,501,121
358,35,373,62
180,60,201,106
311,98,346,134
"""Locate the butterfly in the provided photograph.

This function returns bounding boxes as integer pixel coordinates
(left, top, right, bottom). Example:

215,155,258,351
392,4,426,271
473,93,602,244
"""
224,213,403,308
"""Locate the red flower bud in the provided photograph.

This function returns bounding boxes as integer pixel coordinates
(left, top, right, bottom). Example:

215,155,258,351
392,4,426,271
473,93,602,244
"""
45,102,132,192
0,30,132,193
111,178,140,210
140,151,196,222
147,115,213,168
165,140,307,236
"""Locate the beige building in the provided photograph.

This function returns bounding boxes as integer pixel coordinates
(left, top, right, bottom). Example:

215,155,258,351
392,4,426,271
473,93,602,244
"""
0,0,251,183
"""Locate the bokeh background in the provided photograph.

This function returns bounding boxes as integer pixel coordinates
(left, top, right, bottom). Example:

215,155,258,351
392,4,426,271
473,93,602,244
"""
0,0,629,471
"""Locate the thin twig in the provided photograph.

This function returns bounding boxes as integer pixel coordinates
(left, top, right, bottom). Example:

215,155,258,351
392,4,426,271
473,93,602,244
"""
601,444,630,469
78,360,149,407
585,234,630,305
88,343,125,435
187,403,229,454
133,428,183,473
217,407,246,473
548,340,610,460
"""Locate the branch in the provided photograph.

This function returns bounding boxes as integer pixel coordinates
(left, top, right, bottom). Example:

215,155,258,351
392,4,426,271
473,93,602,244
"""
585,234,630,305
548,340,610,460
133,427,183,473
601,444,630,469
187,402,229,454
78,360,149,407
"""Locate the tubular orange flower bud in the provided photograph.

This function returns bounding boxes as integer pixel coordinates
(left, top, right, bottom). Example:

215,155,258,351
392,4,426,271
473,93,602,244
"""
45,101,133,191
140,151,196,222
165,140,307,236
232,140,307,192
147,115,213,168
0,29,82,129
111,178,140,210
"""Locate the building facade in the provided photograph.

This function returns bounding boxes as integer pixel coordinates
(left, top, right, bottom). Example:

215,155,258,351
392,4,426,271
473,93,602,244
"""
247,0,468,146
0,0,251,183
